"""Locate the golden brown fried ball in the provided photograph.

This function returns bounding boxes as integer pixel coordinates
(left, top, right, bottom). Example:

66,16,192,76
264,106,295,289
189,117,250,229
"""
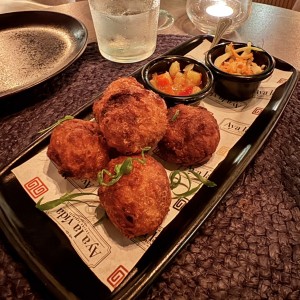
98,155,172,238
47,119,110,180
156,104,220,166
93,77,168,155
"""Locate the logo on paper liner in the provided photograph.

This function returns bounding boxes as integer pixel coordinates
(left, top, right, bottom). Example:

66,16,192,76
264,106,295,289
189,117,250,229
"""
277,77,287,85
252,107,263,115
24,177,48,198
220,118,249,136
216,146,230,157
173,197,189,211
54,206,111,268
107,265,128,288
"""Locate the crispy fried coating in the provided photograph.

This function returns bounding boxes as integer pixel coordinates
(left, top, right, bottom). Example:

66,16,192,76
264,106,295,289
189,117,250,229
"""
156,104,220,166
93,77,168,155
98,155,172,238
47,119,110,180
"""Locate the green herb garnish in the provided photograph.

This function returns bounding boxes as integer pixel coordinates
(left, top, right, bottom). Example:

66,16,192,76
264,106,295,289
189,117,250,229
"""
38,115,74,134
97,147,151,186
36,148,151,212
169,169,216,199
171,109,180,122
36,192,97,211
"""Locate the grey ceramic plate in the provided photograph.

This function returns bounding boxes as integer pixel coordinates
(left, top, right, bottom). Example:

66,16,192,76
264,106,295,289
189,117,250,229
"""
0,10,88,99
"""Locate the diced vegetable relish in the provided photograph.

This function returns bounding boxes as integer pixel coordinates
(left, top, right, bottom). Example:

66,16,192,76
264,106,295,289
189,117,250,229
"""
150,61,202,96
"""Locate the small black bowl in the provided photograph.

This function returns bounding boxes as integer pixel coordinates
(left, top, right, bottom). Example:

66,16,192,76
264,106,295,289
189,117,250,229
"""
205,42,275,101
141,55,214,106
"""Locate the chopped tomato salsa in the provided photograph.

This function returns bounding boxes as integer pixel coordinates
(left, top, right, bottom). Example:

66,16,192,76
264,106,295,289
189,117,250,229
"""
150,61,202,96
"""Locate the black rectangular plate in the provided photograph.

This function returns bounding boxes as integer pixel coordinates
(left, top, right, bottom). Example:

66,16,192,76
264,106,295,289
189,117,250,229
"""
0,35,298,300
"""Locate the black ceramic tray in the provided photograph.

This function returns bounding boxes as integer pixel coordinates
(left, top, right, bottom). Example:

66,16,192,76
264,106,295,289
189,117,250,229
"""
0,35,298,300
0,11,88,99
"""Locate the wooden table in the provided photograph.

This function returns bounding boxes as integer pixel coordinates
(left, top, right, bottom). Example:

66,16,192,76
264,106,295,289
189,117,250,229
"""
1,0,300,69
160,0,300,70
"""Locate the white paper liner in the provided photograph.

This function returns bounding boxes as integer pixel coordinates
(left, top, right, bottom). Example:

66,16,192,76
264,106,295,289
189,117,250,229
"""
12,40,293,291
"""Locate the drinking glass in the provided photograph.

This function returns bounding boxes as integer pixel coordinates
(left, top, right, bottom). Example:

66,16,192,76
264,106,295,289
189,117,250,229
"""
158,9,174,30
88,0,160,63
186,0,252,35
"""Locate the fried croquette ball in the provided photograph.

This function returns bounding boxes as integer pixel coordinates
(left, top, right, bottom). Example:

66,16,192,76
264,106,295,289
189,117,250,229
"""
47,119,110,180
98,155,172,238
93,77,168,155
156,104,220,166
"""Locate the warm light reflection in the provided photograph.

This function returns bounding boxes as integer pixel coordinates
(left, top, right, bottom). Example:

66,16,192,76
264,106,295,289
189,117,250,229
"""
206,2,234,17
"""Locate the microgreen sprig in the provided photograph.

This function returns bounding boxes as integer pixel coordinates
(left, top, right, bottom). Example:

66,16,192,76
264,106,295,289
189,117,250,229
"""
36,148,151,212
36,192,98,211
171,109,180,122
97,147,151,186
169,169,216,199
38,115,74,134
